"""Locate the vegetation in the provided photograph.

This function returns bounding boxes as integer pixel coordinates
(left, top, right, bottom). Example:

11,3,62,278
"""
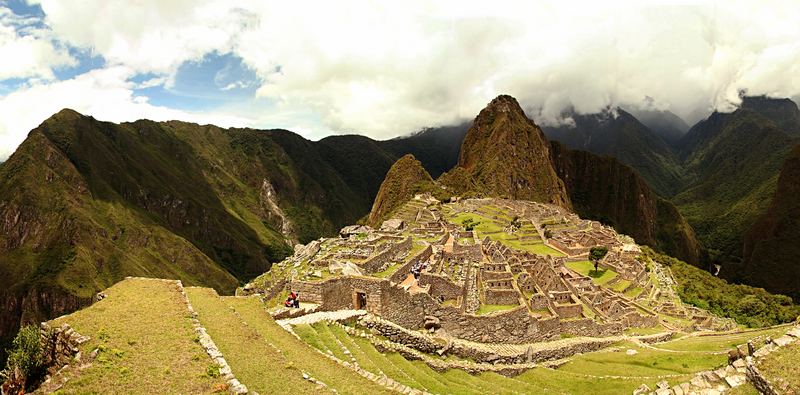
644,247,800,327
49,278,225,393
1,325,46,391
589,246,609,271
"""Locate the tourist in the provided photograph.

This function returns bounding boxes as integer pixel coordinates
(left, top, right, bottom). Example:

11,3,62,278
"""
284,291,300,308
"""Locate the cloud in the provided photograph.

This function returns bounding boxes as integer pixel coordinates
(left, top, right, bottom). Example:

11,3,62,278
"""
0,5,75,80
0,66,253,159
3,0,800,158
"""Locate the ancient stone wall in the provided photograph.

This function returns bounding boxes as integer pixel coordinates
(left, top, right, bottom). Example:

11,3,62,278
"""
418,273,462,303
484,289,519,305
388,244,433,284
361,237,412,273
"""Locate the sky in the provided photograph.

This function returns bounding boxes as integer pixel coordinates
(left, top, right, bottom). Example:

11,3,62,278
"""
1,0,800,160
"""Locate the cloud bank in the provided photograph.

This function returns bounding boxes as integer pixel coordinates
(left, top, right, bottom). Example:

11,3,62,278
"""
1,0,800,159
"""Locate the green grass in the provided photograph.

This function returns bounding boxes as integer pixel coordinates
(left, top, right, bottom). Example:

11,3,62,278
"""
625,286,644,299
566,261,619,285
624,325,669,336
186,288,318,394
223,296,391,394
756,340,800,393
475,304,518,316
558,342,726,377
611,279,632,292
655,327,789,352
51,279,225,394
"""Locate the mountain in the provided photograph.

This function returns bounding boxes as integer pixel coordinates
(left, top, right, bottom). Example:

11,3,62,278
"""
741,144,800,299
0,110,404,361
0,97,706,363
542,108,685,196
443,95,572,208
674,100,797,273
626,108,690,146
378,123,469,178
549,142,701,264
367,154,437,226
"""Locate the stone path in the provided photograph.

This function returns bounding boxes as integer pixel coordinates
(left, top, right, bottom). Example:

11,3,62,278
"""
277,309,367,329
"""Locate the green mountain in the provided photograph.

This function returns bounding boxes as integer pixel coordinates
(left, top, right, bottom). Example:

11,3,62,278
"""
542,109,686,196
741,144,800,299
443,95,572,207
675,99,798,274
0,98,706,364
0,110,402,361
378,124,469,178
549,142,702,264
626,108,690,147
367,154,438,226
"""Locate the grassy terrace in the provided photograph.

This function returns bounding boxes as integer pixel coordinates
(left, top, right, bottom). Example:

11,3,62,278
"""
294,321,718,394
558,341,725,377
566,260,619,285
186,287,318,394
653,326,790,352
223,297,390,394
756,340,800,391
51,278,225,394
448,211,564,256
476,304,519,316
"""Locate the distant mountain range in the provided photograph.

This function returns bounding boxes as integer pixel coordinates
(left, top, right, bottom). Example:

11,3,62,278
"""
0,95,703,358
540,96,800,300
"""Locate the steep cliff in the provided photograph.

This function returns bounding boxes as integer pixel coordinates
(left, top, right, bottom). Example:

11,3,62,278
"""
452,95,571,208
549,142,701,264
742,144,800,299
367,154,439,226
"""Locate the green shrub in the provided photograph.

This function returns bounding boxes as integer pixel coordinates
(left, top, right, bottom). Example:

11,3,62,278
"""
643,247,800,327
1,325,46,388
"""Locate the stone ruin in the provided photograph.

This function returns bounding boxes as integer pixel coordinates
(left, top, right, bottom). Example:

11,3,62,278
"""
244,196,728,346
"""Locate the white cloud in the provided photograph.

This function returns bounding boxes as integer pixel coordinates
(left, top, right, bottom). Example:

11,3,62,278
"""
0,5,75,80
3,0,800,159
0,66,253,159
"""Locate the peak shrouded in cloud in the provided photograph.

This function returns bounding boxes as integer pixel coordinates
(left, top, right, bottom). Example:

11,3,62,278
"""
2,0,800,159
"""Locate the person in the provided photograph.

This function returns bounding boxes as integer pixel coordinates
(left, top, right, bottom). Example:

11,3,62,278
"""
293,292,300,308
284,291,300,308
411,263,421,280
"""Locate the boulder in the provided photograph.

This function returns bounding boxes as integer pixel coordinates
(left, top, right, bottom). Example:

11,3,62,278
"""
381,219,405,231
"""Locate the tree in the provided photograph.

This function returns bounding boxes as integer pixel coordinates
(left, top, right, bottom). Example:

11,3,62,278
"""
1,325,46,392
462,218,480,231
589,246,609,272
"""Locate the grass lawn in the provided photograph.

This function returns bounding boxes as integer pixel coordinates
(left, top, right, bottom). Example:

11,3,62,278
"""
611,278,632,292
223,297,391,394
52,278,225,394
624,325,670,336
757,340,800,392
655,327,789,352
624,286,644,299
566,261,619,285
557,342,726,377
475,304,518,316
186,288,319,394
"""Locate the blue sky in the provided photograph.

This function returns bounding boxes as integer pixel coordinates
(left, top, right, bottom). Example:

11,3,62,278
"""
1,0,800,160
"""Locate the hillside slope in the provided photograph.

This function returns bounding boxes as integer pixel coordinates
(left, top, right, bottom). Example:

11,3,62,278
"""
741,144,800,299
445,95,571,208
549,142,701,264
367,154,438,226
543,109,686,196
675,103,796,273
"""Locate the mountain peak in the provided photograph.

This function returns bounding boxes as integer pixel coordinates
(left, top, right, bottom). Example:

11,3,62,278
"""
367,154,437,226
451,95,571,208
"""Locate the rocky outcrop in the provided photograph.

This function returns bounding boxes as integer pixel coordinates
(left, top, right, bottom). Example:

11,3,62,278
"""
447,95,571,208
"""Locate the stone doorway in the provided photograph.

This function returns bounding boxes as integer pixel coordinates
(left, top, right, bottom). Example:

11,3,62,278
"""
355,291,367,310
